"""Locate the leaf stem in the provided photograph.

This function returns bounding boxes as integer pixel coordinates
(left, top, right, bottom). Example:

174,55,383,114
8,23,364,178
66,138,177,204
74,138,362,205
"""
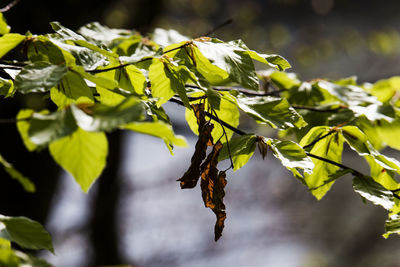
306,152,363,177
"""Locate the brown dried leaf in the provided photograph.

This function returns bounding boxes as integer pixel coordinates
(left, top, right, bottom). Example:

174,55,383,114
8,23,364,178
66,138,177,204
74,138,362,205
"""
177,104,214,189
200,141,227,241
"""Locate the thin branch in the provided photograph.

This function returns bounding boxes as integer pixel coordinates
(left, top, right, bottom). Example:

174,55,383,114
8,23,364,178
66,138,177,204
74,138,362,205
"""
203,18,233,36
306,152,363,177
185,84,284,96
302,130,337,150
0,117,29,124
292,105,343,113
0,0,20,12
87,42,193,74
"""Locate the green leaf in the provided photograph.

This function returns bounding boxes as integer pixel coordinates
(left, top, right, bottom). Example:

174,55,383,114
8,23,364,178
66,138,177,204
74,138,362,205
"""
0,33,25,58
50,22,118,59
353,176,394,210
70,66,118,90
148,59,177,106
219,134,257,171
303,131,344,200
370,76,400,104
0,77,14,97
49,128,108,192
49,37,109,70
194,39,259,89
236,94,307,129
153,28,189,47
188,43,229,85
0,13,10,34
78,22,133,46
185,92,239,141
115,65,146,95
0,154,35,193
70,97,144,132
317,81,378,105
249,51,291,71
50,21,86,41
149,58,192,108
0,215,54,252
27,36,65,65
384,214,400,238
206,88,221,110
270,71,301,90
376,119,400,150
28,109,77,145
342,126,400,182
0,247,19,266
348,104,394,122
123,121,187,149
14,61,67,93
264,137,314,177
299,126,330,148
16,110,37,151
50,71,94,108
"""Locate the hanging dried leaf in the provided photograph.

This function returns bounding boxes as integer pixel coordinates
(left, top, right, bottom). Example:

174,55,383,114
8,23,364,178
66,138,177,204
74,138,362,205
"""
177,103,214,188
214,171,227,241
200,141,227,241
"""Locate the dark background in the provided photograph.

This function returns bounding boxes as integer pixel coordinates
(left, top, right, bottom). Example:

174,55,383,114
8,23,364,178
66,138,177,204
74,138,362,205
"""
1,0,400,266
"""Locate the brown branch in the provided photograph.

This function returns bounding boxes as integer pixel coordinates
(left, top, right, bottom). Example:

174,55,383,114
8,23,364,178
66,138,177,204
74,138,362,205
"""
0,0,20,12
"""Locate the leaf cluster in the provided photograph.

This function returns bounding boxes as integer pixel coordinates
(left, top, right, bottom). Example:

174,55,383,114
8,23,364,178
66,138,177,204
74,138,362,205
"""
0,12,400,258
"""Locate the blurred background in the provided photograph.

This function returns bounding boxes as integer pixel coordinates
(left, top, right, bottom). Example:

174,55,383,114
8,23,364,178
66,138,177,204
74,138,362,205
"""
1,0,400,266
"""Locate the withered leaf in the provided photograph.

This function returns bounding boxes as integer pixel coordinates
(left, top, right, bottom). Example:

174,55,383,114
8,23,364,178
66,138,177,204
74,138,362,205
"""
178,103,214,189
214,171,227,241
200,141,227,241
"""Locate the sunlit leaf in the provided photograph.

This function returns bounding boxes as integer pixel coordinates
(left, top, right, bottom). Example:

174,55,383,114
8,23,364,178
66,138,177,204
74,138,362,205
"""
153,28,189,47
28,109,77,145
0,77,14,97
219,134,257,171
0,13,10,34
264,137,314,178
50,71,94,108
0,33,25,58
14,62,67,93
123,121,187,148
236,94,307,129
27,36,65,65
71,97,144,132
303,131,344,199
149,58,182,107
49,128,108,192
353,175,394,210
194,39,259,89
317,81,378,105
384,214,400,238
0,153,35,193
